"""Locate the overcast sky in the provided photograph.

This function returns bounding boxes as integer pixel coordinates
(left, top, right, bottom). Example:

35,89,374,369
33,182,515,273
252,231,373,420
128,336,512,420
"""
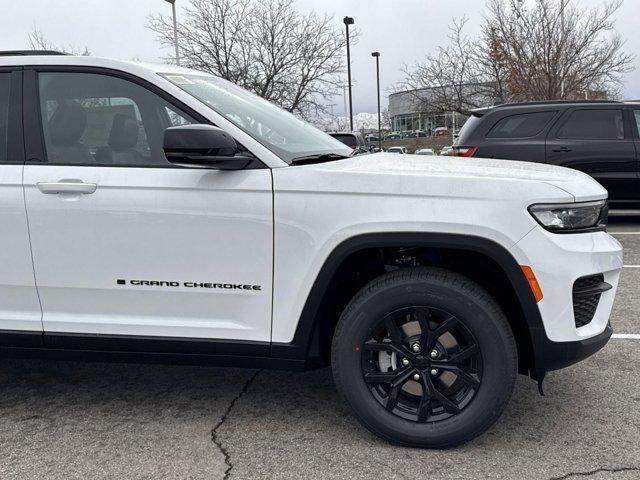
2,0,640,114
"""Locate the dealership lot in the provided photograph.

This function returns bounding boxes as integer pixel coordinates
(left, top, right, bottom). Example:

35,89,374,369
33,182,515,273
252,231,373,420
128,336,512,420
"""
0,217,638,480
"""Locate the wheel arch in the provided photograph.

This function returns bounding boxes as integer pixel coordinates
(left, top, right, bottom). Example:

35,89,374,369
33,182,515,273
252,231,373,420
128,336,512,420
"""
271,232,545,375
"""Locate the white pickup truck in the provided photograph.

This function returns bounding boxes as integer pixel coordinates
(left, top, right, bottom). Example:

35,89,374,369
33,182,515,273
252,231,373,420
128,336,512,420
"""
0,52,622,447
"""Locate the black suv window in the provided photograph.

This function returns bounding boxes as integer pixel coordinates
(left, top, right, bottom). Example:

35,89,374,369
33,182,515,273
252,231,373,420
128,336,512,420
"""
486,111,556,138
632,110,640,137
0,73,10,162
557,109,624,140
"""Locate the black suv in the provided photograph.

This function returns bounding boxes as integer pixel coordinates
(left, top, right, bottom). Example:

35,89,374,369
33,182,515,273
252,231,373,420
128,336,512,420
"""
454,101,640,207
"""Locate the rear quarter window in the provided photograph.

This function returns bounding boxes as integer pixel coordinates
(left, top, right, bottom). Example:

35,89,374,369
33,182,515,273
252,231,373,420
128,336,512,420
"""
486,111,557,139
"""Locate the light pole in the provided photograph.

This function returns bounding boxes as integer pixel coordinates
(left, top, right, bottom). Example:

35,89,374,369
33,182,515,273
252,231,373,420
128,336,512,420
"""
165,0,180,66
371,52,382,150
343,16,354,132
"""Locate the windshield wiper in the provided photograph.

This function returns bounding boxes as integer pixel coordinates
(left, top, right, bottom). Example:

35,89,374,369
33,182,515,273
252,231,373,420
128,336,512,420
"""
290,153,351,165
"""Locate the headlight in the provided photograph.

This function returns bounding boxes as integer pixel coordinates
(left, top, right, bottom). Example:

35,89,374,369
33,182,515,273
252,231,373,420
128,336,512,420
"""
528,200,608,232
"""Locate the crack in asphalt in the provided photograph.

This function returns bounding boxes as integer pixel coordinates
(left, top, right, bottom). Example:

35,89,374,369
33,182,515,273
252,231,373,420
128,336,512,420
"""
211,370,261,480
549,467,640,479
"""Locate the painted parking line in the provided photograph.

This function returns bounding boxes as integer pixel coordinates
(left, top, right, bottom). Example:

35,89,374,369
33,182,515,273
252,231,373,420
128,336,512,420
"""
623,265,640,268
610,232,640,235
612,333,640,340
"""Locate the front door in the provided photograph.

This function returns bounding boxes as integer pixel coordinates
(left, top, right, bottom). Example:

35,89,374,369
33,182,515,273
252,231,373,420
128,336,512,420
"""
22,70,273,343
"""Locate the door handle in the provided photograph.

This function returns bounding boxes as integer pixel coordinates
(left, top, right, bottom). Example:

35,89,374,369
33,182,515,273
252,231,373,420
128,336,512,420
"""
36,181,97,195
552,146,572,153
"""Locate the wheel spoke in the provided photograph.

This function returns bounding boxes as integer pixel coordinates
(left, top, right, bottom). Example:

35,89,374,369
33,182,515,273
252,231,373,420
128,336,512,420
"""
386,383,402,411
449,367,481,389
427,377,460,414
364,366,412,385
363,371,397,384
363,340,405,357
431,315,458,340
384,317,405,346
415,307,432,347
417,377,431,422
448,344,479,363
429,362,481,389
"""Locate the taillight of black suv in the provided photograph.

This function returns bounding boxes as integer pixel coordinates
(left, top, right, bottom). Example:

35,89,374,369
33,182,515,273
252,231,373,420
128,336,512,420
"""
450,146,478,157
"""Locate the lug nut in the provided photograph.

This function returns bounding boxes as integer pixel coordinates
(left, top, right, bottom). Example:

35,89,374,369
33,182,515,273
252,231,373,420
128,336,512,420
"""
413,373,421,381
411,343,421,353
429,349,438,359
401,358,410,367
430,368,438,376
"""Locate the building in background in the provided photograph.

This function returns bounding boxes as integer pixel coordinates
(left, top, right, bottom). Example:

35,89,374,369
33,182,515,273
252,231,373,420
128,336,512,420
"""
388,83,498,134
389,83,610,135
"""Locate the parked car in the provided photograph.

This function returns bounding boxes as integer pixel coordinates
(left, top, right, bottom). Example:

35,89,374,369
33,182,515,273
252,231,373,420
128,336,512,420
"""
415,148,436,155
328,131,369,155
413,130,428,138
0,52,621,449
385,133,401,140
454,100,640,207
387,146,408,154
434,126,450,136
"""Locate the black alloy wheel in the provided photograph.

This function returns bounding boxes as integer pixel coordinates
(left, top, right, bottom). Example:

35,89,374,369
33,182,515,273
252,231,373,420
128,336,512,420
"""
362,306,482,423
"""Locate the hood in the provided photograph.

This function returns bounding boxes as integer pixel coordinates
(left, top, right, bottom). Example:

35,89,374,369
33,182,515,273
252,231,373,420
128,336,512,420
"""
300,153,607,202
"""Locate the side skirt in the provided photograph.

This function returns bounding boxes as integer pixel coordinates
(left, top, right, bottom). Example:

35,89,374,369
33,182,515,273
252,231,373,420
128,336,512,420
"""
0,331,307,371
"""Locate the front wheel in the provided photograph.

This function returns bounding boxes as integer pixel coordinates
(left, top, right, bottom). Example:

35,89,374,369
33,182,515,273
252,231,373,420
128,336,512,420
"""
331,267,518,448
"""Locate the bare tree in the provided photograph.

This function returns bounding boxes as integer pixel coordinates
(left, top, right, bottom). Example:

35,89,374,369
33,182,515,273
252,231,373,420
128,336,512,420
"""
398,18,503,115
148,0,351,118
28,25,90,56
400,0,633,112
487,0,633,101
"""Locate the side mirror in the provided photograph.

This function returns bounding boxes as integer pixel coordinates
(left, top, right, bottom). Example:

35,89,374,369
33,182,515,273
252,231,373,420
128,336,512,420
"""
163,124,253,170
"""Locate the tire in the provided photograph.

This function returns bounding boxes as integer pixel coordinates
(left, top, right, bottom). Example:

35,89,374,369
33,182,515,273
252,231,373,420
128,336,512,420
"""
331,267,517,448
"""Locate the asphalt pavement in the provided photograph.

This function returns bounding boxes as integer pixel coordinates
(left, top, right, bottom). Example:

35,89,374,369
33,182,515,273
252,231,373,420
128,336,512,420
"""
1,216,639,480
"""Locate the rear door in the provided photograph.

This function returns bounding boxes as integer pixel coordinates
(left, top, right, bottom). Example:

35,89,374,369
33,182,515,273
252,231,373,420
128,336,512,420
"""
546,107,637,203
475,110,558,160
0,68,43,336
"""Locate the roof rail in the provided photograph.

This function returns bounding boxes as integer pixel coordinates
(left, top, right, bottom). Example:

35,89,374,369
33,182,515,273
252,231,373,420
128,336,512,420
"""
495,100,620,108
0,50,67,57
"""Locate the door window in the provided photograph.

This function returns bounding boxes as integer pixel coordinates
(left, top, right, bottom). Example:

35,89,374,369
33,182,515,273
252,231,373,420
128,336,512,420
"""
486,111,556,138
0,73,10,163
632,110,640,137
557,109,624,140
37,72,197,166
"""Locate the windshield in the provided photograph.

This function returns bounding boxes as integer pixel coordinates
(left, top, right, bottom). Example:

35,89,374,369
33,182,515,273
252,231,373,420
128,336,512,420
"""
160,73,352,163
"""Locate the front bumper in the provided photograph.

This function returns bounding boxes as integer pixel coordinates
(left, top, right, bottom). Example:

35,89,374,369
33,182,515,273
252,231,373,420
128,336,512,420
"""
509,225,621,376
529,323,612,373
510,227,622,343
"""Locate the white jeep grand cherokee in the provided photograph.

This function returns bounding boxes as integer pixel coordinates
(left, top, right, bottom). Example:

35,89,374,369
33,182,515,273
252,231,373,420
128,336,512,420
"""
0,52,622,447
